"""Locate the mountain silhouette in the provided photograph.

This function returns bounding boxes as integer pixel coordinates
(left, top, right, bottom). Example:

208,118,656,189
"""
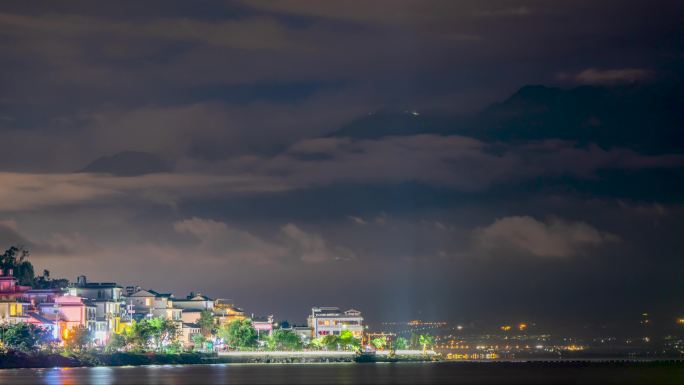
329,83,684,154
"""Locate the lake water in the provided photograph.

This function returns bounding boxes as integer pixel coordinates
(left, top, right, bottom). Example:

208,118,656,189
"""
1,362,683,384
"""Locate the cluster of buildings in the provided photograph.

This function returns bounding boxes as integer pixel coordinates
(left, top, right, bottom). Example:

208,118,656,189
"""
0,269,364,349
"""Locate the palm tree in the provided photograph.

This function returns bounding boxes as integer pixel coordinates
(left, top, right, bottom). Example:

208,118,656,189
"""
418,334,434,354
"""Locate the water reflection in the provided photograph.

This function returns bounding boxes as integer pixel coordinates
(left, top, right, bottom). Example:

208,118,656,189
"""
1,362,678,385
88,367,113,385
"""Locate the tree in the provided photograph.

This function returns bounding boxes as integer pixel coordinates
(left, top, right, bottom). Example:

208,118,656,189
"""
127,320,154,351
409,332,420,349
266,329,302,351
0,246,34,285
371,337,386,350
104,332,128,353
309,337,325,350
419,333,434,354
192,334,206,351
339,330,361,351
321,334,339,350
147,317,178,352
0,247,69,289
32,269,70,289
217,320,257,350
64,325,92,352
198,310,215,337
0,323,52,352
394,337,409,350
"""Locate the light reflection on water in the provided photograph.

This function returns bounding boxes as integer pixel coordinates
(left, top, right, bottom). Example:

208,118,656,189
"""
1,362,682,385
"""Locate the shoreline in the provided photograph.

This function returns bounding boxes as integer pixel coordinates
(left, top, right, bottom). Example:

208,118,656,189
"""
1,350,683,370
0,351,436,369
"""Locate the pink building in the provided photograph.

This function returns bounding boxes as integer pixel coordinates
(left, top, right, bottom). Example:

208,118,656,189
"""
0,268,31,300
0,268,31,324
37,295,89,340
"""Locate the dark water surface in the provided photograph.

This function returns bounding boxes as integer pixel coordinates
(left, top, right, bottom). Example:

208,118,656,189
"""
1,362,683,385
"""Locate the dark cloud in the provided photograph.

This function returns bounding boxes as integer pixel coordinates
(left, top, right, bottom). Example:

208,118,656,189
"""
472,216,618,258
568,68,655,85
0,0,682,325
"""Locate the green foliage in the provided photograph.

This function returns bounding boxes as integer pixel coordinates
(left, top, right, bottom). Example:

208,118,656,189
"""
123,317,178,352
309,337,325,350
0,323,52,352
409,332,420,349
104,333,128,353
266,329,302,351
126,320,152,351
371,337,386,350
147,318,179,352
64,325,92,352
198,310,215,337
165,341,182,354
0,247,69,288
31,270,70,289
321,334,339,350
393,337,409,350
339,330,361,351
419,333,434,353
315,331,360,351
192,334,206,351
217,320,257,349
0,246,34,285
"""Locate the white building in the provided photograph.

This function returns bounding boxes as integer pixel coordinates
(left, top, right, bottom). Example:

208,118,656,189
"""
307,307,364,339
68,276,125,340
69,276,123,301
126,289,182,321
173,293,214,311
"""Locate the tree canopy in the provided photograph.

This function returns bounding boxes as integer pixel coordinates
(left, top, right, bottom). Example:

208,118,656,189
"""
64,325,92,352
394,337,409,350
198,310,214,337
266,329,302,351
0,323,53,352
0,246,69,288
0,246,34,285
217,319,257,349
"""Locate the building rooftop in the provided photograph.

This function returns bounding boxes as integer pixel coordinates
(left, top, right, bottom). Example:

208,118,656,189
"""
73,282,122,289
148,290,173,298
28,312,55,325
182,322,201,328
311,307,363,318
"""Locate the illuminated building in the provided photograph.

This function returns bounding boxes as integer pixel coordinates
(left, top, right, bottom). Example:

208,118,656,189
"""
0,268,31,300
308,307,364,339
174,293,214,311
36,295,89,341
252,315,274,337
68,276,125,344
292,326,314,344
126,289,182,321
214,299,246,325
181,322,202,348
0,300,29,324
0,268,31,324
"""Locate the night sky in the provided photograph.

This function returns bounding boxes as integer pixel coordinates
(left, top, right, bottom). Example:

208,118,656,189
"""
1,1,683,328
